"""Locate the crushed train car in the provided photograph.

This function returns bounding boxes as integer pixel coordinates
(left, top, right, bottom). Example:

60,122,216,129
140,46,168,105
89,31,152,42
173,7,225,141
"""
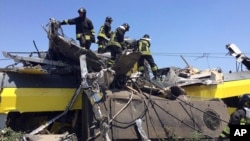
0,19,229,141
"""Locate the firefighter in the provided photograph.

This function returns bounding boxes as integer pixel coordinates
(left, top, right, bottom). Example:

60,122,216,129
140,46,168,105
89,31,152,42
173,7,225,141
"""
60,7,95,49
218,94,250,140
97,16,113,53
106,23,130,67
137,34,158,78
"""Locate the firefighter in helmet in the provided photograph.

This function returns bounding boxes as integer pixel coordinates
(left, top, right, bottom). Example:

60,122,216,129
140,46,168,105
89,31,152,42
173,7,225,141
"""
106,23,130,67
137,34,158,78
97,16,113,53
60,7,96,49
218,94,250,140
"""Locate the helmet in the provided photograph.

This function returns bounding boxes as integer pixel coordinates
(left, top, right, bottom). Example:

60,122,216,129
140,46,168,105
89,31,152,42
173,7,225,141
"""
105,16,113,22
142,34,151,41
122,23,130,31
143,34,150,39
78,7,86,13
238,94,250,108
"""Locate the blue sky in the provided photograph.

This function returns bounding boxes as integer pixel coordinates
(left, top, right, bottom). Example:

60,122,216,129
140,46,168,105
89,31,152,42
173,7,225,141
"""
1,0,250,73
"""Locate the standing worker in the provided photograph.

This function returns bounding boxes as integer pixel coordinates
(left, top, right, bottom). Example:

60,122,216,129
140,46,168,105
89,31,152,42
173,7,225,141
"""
97,16,113,53
106,23,130,66
218,94,250,140
137,34,158,78
60,7,96,49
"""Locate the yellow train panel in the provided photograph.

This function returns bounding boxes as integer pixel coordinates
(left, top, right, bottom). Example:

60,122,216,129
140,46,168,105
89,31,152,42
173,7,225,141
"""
0,88,82,113
183,79,250,99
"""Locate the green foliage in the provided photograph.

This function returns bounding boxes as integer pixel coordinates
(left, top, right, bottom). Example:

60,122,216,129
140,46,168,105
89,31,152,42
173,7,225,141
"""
166,131,210,141
0,127,24,141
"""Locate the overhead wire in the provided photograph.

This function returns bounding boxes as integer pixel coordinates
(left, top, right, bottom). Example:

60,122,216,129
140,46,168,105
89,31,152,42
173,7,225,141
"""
152,52,250,60
150,52,246,72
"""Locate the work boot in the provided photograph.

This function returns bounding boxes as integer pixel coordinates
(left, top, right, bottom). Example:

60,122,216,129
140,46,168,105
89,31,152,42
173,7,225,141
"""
153,70,160,79
107,59,114,67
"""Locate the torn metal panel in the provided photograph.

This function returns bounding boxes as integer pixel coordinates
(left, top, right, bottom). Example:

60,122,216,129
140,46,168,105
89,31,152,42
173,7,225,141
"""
111,51,141,76
2,51,66,67
106,92,229,140
158,67,224,87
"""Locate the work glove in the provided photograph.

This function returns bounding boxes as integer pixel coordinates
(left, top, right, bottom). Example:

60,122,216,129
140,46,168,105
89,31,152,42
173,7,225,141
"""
59,20,66,26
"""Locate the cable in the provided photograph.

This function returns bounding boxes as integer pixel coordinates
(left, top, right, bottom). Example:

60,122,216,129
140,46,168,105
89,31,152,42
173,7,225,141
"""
138,76,228,139
174,95,229,124
87,90,134,140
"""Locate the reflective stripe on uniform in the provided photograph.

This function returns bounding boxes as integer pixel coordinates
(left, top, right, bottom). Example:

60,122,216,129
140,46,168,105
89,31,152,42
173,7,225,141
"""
91,29,95,35
219,126,230,138
138,40,151,55
85,35,91,40
98,45,103,49
76,34,91,40
151,66,158,71
219,133,226,138
64,20,69,24
240,118,250,125
108,30,121,48
76,33,83,39
108,59,114,65
138,66,144,71
98,25,109,40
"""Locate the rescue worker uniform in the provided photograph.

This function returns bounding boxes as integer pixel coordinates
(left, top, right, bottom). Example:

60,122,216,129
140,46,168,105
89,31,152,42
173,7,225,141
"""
137,34,158,78
60,7,95,49
97,16,113,53
218,94,250,140
106,23,130,66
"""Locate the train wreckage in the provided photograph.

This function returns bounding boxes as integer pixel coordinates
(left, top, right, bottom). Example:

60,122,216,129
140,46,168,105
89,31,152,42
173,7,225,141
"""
2,18,248,140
